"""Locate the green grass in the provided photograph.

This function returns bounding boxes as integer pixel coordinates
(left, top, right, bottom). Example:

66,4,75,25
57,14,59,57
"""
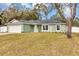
0,32,79,56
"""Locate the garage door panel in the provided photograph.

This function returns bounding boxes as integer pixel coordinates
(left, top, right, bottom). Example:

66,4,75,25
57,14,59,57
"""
8,25,22,33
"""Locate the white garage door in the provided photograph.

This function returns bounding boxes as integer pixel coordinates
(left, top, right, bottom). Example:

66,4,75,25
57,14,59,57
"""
8,25,22,33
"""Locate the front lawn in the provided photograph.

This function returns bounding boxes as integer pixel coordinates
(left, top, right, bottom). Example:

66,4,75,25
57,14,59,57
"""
0,33,79,56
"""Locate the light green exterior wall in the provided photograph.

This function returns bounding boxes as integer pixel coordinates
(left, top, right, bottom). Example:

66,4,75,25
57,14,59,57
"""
22,24,41,32
22,24,34,32
22,24,67,32
51,24,67,32
42,24,67,32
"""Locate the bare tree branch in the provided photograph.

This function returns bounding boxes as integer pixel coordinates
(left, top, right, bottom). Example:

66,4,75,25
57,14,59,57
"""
72,3,77,20
55,3,66,21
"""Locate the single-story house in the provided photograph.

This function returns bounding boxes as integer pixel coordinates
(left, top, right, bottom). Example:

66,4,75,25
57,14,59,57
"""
5,19,67,33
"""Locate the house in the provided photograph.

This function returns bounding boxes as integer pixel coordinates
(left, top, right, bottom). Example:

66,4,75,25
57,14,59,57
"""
5,19,67,33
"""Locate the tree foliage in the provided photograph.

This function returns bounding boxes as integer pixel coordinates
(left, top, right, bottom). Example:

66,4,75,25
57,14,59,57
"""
0,3,39,25
33,3,52,20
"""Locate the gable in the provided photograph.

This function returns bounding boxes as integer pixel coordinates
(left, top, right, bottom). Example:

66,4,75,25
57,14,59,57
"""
9,19,19,23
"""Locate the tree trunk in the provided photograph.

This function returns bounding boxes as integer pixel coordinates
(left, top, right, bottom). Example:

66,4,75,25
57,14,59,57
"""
0,19,2,25
67,20,72,38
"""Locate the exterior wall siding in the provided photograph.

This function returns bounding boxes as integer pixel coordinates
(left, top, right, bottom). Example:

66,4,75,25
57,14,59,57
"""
23,24,34,32
41,24,67,32
34,25,38,32
60,25,67,32
54,24,67,32
23,24,41,32
7,23,67,33
37,25,41,32
7,25,22,33
49,24,56,32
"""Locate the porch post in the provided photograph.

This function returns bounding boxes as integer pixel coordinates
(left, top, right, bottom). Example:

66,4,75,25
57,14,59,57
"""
34,25,38,32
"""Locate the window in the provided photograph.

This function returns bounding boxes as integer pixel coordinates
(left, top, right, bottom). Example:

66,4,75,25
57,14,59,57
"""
43,25,48,30
57,25,60,30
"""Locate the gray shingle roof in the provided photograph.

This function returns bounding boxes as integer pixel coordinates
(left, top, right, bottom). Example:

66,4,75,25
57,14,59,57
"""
6,19,66,25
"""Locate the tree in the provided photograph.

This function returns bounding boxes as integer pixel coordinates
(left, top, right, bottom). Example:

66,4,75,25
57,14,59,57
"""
33,3,48,20
0,3,20,24
55,3,77,38
21,9,39,20
0,10,4,25
0,3,39,25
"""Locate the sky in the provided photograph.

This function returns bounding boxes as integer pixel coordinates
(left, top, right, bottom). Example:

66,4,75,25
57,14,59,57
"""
0,3,79,19
0,3,56,19
0,3,32,10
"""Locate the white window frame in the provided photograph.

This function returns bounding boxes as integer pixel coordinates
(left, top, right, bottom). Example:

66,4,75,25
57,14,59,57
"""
42,25,49,32
43,25,48,30
56,24,61,32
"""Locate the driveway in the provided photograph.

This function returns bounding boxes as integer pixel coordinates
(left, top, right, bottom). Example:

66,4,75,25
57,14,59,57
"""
0,33,11,35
